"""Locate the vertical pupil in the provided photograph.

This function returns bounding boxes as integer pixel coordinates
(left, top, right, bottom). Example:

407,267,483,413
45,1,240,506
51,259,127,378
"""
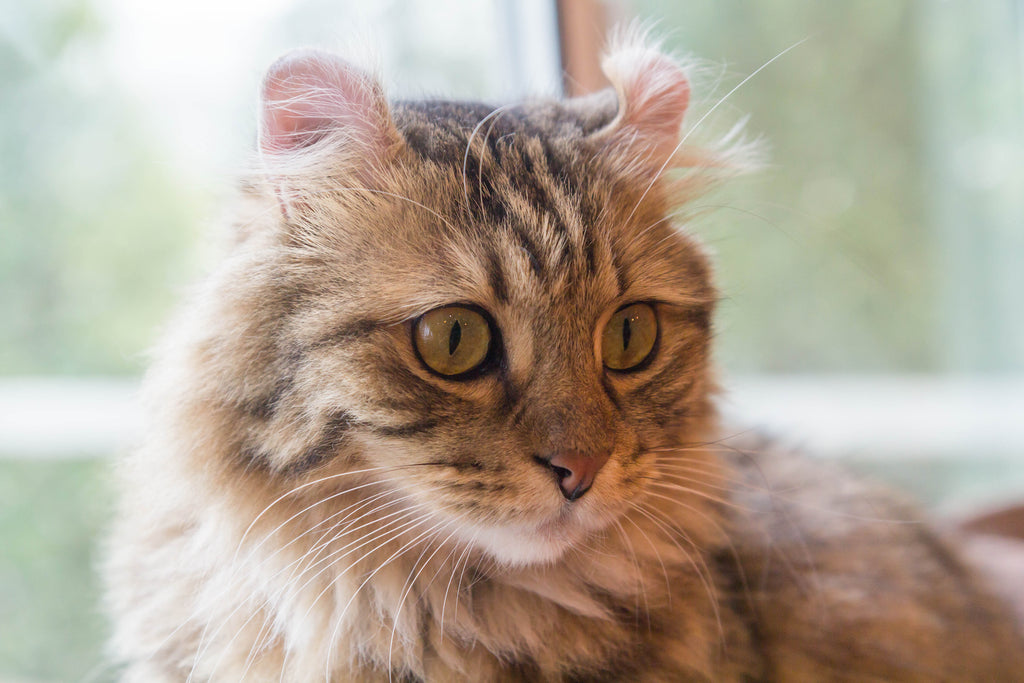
449,320,462,356
622,315,632,350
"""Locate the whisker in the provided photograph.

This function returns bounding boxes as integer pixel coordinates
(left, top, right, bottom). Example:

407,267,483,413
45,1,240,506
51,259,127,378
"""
283,184,462,246
178,469,399,680
451,528,481,627
325,513,458,680
628,501,723,640
440,533,476,639
233,466,394,568
241,490,412,668
622,513,671,605
280,507,445,679
203,499,435,680
387,518,466,680
654,460,920,525
184,483,411,675
462,105,513,212
476,107,509,218
613,520,651,631
644,479,754,514
624,38,809,225
288,504,438,614
639,489,742,583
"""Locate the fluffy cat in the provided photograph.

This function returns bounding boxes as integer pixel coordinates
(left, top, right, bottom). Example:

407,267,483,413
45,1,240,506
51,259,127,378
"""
105,36,1024,682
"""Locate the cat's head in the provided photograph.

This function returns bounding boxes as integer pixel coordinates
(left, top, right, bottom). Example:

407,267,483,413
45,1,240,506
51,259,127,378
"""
171,38,732,567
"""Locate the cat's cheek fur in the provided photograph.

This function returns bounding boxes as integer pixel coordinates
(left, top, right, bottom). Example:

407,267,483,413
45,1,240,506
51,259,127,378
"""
346,412,645,567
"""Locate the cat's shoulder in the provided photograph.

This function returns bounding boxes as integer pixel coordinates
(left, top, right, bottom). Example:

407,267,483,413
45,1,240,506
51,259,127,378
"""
717,431,1024,680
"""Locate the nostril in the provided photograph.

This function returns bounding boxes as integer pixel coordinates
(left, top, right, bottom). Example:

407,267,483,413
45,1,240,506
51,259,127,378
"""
533,450,610,502
533,455,573,483
549,464,572,481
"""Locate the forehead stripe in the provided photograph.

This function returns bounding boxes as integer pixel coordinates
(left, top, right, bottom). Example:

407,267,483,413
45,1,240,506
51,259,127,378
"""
483,241,510,303
509,223,544,278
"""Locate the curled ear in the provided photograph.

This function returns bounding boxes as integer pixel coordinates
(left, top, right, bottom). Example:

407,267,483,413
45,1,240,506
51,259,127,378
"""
597,42,691,171
259,49,399,166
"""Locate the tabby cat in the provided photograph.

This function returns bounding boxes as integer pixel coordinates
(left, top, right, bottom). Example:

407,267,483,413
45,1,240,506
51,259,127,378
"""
105,36,1024,681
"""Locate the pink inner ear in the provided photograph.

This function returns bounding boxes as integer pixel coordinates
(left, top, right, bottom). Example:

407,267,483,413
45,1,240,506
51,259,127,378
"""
259,50,389,157
604,50,691,168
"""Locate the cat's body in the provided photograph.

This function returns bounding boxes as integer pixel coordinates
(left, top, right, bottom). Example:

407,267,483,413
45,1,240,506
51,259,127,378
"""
105,40,1024,681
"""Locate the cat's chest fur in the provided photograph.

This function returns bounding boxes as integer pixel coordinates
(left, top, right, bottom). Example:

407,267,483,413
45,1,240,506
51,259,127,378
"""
105,37,1024,682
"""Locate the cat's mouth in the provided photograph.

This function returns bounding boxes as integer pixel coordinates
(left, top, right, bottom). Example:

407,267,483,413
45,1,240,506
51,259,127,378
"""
451,495,614,567
461,450,639,566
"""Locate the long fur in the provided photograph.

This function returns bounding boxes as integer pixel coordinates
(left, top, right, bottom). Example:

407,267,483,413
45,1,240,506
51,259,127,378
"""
105,35,1024,682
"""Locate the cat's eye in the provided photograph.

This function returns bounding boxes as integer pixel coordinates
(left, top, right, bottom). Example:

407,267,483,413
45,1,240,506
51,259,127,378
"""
414,305,493,377
602,303,658,371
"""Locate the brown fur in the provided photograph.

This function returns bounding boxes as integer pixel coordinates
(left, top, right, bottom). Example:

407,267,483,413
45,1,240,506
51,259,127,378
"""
105,38,1024,682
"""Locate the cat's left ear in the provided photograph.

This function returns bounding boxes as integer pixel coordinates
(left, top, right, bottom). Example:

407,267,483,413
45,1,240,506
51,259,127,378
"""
259,49,400,168
596,45,690,172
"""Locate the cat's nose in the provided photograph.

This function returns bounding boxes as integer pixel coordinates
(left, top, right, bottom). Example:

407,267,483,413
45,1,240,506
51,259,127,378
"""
536,450,610,501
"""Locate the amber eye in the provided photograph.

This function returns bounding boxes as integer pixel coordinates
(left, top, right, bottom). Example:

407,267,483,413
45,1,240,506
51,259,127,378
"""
601,303,658,371
414,305,493,377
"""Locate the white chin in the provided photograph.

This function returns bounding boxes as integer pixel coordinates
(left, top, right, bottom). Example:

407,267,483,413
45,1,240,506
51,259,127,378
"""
457,519,577,567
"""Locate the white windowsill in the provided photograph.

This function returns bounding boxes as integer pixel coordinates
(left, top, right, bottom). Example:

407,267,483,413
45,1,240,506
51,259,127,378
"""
1,376,1023,461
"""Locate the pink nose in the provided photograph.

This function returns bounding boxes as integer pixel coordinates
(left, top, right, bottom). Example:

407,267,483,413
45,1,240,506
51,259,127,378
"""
537,450,610,501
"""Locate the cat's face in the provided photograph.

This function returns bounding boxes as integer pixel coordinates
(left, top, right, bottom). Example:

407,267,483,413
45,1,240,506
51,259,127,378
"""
205,47,717,566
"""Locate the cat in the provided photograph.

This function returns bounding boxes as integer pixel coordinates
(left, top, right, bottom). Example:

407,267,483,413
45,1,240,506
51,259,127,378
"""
104,35,1024,682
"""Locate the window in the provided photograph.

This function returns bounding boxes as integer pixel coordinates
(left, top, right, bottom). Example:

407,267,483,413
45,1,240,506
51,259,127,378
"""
1,1,1021,679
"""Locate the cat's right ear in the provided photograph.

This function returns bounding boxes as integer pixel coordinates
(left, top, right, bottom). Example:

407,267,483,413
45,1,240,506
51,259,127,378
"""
258,49,399,171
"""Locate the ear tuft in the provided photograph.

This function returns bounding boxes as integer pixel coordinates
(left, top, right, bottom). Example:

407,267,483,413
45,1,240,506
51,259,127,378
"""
599,36,690,170
259,49,396,160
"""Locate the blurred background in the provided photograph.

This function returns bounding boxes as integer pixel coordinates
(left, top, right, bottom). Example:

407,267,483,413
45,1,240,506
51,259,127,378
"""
1,0,1022,679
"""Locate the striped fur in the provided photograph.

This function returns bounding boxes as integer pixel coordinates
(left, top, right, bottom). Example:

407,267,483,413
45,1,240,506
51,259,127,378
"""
105,37,1024,682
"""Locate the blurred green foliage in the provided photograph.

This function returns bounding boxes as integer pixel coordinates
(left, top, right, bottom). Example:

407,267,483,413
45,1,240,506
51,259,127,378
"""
0,459,113,682
1,0,202,376
631,0,1023,372
632,0,936,371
